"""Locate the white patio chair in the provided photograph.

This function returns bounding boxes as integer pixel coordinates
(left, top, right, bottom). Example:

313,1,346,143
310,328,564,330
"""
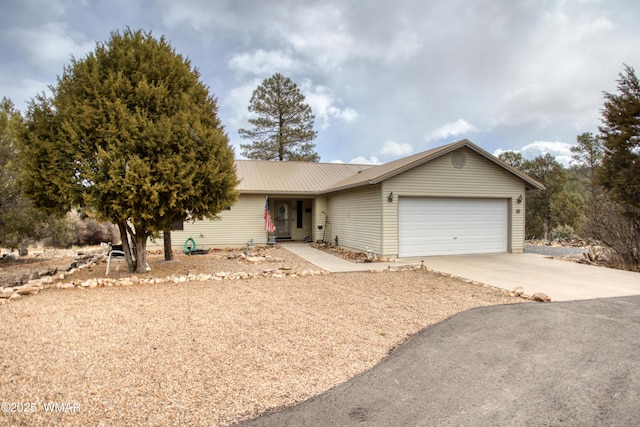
106,244,126,274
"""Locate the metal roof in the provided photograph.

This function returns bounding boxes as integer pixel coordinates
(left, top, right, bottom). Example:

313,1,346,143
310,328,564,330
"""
235,140,544,194
235,160,374,194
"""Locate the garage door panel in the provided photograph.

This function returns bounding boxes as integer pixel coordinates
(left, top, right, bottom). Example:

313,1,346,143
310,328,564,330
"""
399,197,507,257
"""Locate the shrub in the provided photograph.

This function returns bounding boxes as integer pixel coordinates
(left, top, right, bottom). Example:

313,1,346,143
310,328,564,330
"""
551,224,575,241
39,213,118,248
582,189,639,271
40,216,75,248
73,217,118,246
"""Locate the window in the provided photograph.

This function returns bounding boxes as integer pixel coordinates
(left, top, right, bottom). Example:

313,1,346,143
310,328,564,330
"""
171,220,184,231
296,200,303,228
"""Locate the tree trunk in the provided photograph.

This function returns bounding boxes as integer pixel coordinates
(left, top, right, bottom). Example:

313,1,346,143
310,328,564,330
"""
163,228,173,261
117,222,135,272
543,218,551,242
133,227,148,274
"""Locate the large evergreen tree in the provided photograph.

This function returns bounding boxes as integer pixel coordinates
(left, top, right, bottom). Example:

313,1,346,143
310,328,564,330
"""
590,64,640,268
0,97,51,250
21,29,238,272
239,73,319,161
598,64,640,219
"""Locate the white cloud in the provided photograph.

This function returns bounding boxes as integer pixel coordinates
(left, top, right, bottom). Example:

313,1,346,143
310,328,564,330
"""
301,80,359,130
160,1,218,33
0,77,49,111
14,22,94,69
507,141,575,167
492,4,619,130
333,107,359,123
274,4,423,70
492,148,514,158
280,5,353,70
342,140,413,166
228,49,300,76
378,140,413,157
350,155,381,165
222,78,262,129
426,119,477,141
382,30,422,62
545,7,614,44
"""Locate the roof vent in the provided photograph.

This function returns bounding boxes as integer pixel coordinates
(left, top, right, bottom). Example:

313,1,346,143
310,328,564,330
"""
451,151,466,169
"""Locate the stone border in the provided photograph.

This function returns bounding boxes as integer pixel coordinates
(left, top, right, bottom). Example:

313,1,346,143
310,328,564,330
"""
1,258,543,304
0,263,331,302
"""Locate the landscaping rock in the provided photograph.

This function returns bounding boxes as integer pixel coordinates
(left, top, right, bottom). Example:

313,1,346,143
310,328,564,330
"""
531,292,551,302
15,285,39,296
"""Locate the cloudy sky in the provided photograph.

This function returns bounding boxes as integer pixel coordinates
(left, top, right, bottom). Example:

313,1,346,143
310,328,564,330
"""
2,0,639,166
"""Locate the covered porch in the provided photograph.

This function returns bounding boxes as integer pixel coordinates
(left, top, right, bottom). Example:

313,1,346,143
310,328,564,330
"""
266,196,328,243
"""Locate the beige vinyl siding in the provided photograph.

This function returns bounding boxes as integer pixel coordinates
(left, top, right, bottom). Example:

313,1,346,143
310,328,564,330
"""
327,184,382,253
148,195,268,250
381,147,526,256
313,196,328,243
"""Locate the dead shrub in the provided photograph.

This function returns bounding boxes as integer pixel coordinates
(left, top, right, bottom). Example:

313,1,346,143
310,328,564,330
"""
73,217,119,246
582,189,640,271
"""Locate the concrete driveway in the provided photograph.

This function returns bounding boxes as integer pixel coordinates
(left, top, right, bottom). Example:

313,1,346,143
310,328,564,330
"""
240,295,640,426
420,253,640,301
283,244,640,302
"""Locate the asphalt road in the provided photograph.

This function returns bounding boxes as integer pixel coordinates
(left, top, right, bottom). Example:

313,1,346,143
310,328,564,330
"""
239,296,640,426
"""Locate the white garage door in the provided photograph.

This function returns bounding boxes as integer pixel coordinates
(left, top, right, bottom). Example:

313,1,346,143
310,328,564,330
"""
398,197,508,257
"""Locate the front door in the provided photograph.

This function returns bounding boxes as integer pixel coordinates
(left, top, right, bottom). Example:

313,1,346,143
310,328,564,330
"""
275,201,291,239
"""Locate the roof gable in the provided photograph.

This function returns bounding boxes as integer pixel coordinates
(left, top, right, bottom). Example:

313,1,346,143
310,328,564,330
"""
325,139,544,192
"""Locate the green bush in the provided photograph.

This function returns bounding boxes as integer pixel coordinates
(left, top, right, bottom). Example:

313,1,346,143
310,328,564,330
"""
40,216,75,248
551,224,575,241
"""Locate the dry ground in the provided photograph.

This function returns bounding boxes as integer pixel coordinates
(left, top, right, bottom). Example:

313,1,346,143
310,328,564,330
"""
0,246,525,426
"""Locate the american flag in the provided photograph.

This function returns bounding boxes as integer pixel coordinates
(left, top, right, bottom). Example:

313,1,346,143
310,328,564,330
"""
264,196,276,233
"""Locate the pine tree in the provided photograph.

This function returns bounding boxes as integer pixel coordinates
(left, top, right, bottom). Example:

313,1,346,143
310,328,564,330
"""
571,132,603,184
498,151,525,169
21,29,238,272
239,73,319,161
598,64,640,218
521,154,571,240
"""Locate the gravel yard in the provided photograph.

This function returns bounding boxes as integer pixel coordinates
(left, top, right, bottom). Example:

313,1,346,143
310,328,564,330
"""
0,247,525,426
